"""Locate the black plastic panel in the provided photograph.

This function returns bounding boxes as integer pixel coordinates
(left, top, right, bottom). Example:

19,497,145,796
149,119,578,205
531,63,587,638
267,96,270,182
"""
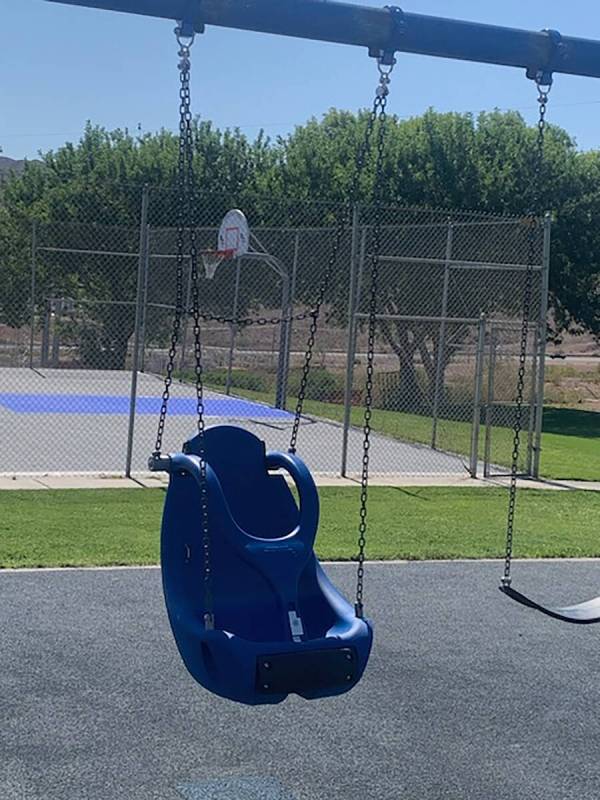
256,648,357,694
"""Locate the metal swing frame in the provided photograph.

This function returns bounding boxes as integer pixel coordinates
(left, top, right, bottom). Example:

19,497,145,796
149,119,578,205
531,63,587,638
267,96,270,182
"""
45,0,600,628
46,0,600,81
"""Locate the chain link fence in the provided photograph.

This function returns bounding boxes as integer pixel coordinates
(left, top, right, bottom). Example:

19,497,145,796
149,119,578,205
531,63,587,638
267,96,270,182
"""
0,185,549,477
344,205,548,478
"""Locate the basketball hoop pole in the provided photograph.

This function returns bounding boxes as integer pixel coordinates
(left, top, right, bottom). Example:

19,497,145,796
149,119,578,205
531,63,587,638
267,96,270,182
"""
45,0,600,80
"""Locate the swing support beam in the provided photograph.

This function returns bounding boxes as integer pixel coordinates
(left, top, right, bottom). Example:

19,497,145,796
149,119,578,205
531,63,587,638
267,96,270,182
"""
46,0,600,80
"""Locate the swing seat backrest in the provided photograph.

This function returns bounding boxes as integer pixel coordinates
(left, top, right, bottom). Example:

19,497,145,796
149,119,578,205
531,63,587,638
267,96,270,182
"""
185,425,299,540
161,425,373,705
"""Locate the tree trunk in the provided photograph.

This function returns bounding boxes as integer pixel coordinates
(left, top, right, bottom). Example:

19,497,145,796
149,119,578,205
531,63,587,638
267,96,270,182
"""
379,320,428,411
79,307,135,370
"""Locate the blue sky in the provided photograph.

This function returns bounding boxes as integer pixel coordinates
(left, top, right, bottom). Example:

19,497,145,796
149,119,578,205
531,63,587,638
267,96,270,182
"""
2,0,599,160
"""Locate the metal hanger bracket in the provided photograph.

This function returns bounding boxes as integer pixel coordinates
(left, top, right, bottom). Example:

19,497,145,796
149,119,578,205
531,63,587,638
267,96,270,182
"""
368,5,404,66
526,28,563,86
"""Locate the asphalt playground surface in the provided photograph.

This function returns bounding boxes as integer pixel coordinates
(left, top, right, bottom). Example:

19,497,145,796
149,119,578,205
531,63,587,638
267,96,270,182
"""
0,368,469,476
3,561,600,800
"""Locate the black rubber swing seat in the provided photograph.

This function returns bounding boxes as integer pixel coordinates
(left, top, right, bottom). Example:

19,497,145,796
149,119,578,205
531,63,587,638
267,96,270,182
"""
500,584,600,624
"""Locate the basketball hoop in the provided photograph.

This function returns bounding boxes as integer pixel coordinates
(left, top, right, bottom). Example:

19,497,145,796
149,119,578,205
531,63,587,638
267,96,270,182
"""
200,209,250,280
200,248,235,280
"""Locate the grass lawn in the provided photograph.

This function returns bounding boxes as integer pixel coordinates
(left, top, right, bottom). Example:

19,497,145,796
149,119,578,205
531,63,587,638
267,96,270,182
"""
206,381,600,482
2,486,600,569
539,407,600,481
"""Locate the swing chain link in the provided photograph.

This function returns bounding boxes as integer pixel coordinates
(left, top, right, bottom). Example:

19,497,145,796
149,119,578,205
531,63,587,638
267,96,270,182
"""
501,78,551,587
193,306,324,330
186,84,214,631
152,31,195,460
289,61,394,455
356,66,391,618
152,27,214,627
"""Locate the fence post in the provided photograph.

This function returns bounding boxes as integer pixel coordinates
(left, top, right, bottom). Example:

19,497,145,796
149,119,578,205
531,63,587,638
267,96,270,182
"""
28,221,38,370
469,313,487,478
178,255,193,378
225,258,241,396
341,205,362,477
483,325,498,478
284,233,299,406
275,234,298,409
139,223,151,373
526,325,539,476
125,185,150,478
51,311,60,367
275,274,290,408
431,219,453,449
41,304,50,367
532,212,551,478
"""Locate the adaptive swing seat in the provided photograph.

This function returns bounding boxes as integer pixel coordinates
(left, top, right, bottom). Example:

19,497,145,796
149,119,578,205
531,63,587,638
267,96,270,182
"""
160,425,373,705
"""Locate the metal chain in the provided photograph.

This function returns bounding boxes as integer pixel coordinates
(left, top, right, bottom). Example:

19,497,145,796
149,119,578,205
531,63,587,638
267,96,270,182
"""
183,45,214,628
152,29,194,458
289,62,394,454
356,64,392,618
501,78,551,587
194,306,322,330
152,27,214,627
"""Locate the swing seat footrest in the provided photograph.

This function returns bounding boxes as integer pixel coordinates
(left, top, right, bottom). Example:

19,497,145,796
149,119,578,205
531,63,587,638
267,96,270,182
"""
256,647,357,694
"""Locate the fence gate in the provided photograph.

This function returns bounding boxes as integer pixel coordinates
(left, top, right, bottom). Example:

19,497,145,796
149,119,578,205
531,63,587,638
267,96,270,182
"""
481,321,542,478
342,207,551,479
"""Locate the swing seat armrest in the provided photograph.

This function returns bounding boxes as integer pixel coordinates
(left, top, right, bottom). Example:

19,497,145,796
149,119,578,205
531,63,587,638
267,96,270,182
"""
266,451,319,543
167,452,215,487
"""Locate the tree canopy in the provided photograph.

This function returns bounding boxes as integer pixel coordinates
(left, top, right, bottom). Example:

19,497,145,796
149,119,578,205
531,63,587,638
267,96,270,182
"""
1,110,598,358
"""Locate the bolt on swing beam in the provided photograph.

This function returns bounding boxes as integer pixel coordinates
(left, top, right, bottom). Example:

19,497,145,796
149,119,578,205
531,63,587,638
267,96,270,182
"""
46,0,600,79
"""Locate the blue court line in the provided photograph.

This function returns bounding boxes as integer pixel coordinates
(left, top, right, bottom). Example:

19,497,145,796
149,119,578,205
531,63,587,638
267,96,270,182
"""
0,393,292,419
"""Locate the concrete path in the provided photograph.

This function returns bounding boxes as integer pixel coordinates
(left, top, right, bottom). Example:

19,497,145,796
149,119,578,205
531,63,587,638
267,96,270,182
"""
2,562,600,799
1,471,598,491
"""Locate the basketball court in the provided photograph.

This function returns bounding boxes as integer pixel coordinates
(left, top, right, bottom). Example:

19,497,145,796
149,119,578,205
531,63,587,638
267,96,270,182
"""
0,367,469,476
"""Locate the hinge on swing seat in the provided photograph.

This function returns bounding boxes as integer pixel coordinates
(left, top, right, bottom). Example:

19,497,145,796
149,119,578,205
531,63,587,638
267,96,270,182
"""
148,453,172,472
204,613,215,631
288,610,305,642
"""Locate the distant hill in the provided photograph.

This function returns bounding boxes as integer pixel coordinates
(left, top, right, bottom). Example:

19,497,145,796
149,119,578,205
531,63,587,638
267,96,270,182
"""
0,156,38,180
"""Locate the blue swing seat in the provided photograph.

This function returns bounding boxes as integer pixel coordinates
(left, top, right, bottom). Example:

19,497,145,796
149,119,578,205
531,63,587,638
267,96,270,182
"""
160,425,373,705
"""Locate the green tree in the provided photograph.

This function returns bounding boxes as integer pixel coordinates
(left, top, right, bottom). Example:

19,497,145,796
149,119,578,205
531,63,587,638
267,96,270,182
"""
1,110,598,383
282,108,594,406
0,122,278,368
550,150,600,339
